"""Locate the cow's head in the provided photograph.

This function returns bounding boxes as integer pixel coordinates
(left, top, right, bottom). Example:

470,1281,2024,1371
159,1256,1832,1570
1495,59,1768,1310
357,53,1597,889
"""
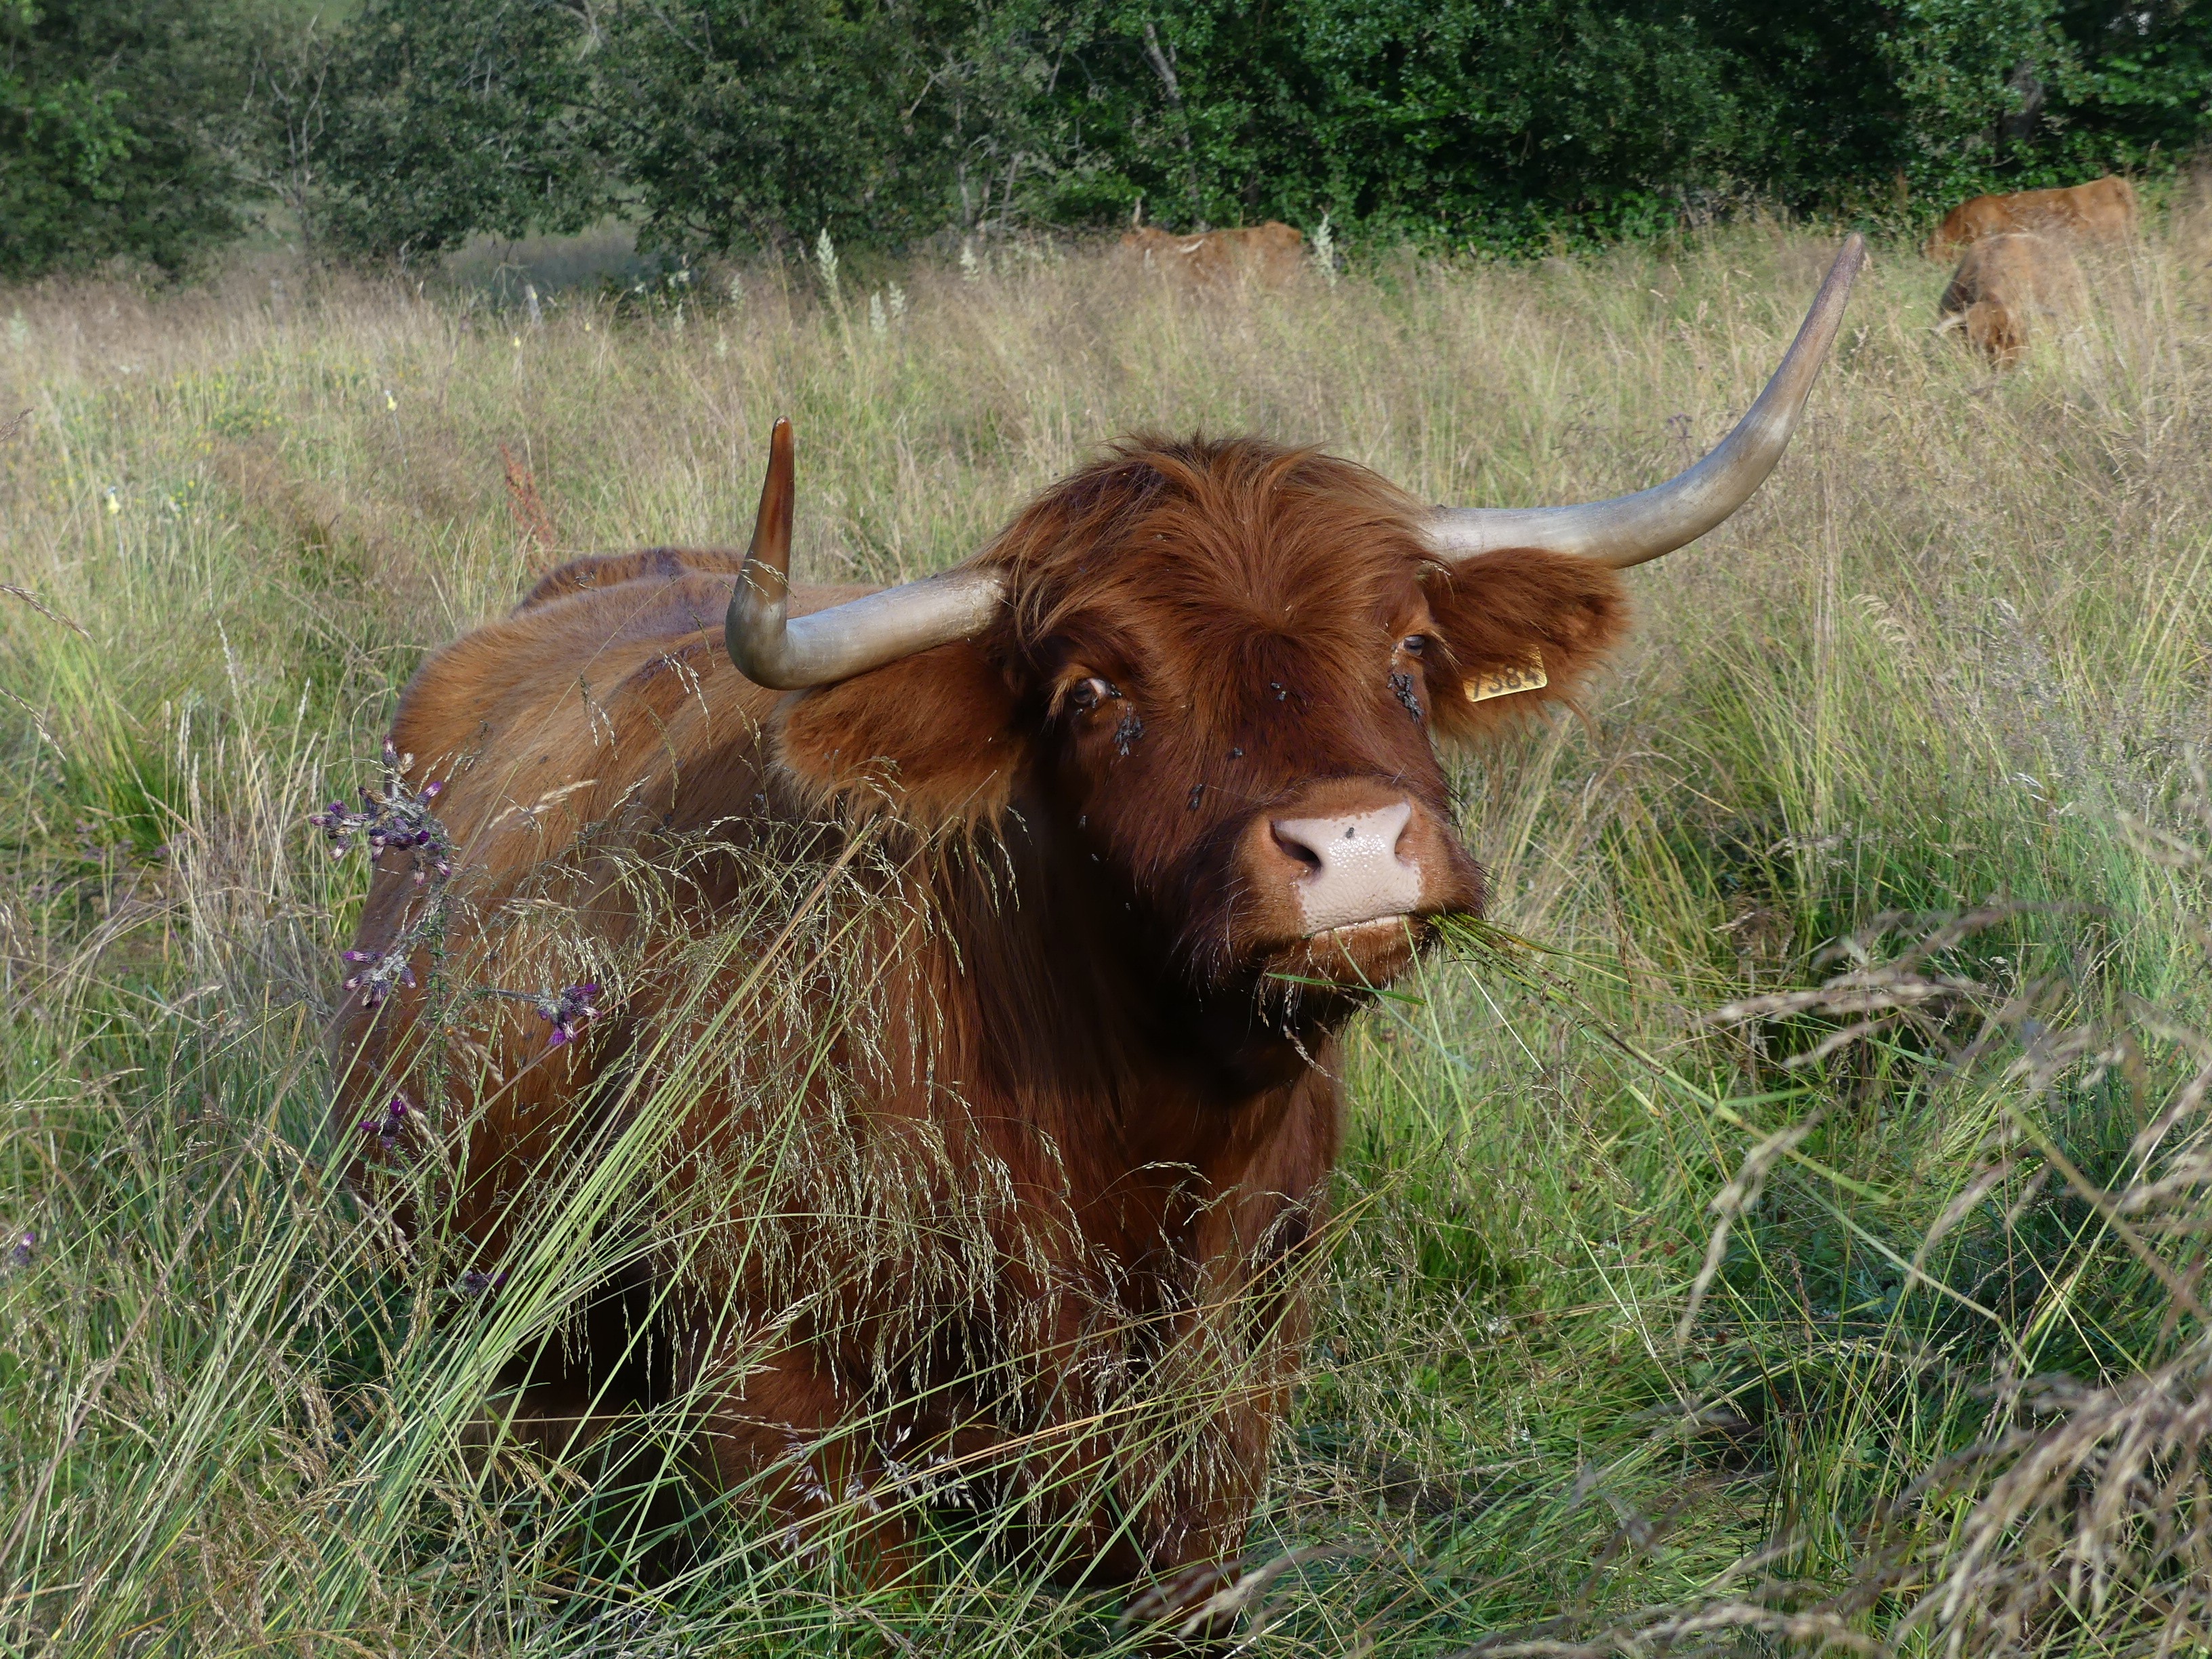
741,241,1863,1015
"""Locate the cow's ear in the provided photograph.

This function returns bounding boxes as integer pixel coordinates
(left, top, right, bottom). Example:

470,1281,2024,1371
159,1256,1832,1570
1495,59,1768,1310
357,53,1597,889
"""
1421,548,1630,743
773,639,1029,830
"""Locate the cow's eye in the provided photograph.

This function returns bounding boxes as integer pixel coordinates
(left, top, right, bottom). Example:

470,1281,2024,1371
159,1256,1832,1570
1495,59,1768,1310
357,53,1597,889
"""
1399,634,1429,657
1068,676,1116,713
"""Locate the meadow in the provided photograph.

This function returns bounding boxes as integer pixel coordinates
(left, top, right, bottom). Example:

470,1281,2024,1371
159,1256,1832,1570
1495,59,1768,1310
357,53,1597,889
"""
3,203,2212,1656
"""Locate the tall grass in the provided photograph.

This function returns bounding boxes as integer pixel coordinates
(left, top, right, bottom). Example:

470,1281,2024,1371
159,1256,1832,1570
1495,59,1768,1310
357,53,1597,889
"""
3,204,2211,1655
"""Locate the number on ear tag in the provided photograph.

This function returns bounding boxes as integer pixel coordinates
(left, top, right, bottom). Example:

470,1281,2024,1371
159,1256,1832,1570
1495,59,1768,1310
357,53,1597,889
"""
1465,651,1548,704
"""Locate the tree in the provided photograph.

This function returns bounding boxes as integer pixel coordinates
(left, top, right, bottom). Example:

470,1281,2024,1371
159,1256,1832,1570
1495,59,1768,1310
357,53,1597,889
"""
310,0,606,263
0,0,251,279
594,0,982,258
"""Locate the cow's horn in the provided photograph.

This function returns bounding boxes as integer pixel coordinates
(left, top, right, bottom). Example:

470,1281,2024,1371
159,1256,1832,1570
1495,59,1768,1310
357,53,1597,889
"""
1425,235,1864,571
724,418,1006,689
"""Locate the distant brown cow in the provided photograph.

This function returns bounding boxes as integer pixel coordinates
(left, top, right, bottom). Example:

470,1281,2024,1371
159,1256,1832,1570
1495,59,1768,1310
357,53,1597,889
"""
1938,232,2090,365
329,244,1863,1638
1118,220,1305,288
1927,175,2137,258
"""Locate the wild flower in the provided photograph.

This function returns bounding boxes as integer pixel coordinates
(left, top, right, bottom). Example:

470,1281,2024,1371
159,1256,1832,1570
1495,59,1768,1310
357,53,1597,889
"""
887,283,908,319
960,241,981,283
357,1094,410,1150
869,291,887,338
1313,213,1338,288
6,1229,31,1269
486,982,603,1045
340,947,416,1008
309,741,452,884
815,228,840,306
535,983,601,1046
456,1269,507,1298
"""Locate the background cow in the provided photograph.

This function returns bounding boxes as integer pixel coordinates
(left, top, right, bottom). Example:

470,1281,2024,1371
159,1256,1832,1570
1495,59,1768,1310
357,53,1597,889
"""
330,242,1863,1638
1926,174,2137,258
1938,231,2091,365
1118,221,1306,289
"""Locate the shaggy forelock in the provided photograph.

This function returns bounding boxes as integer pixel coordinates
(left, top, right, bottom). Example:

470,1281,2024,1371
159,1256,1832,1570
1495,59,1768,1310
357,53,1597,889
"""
983,434,1435,663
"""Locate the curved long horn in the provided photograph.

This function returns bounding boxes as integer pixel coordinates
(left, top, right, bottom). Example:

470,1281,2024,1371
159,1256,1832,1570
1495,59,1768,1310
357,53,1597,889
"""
1426,234,1865,570
724,418,1006,689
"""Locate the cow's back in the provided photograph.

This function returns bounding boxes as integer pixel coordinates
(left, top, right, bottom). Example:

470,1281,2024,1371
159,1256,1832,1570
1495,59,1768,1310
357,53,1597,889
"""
328,558,877,1232
1115,221,1305,289
1929,175,2138,256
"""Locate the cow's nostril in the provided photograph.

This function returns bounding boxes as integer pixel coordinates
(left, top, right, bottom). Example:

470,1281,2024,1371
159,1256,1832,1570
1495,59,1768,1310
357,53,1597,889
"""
1265,800,1424,936
1271,821,1323,873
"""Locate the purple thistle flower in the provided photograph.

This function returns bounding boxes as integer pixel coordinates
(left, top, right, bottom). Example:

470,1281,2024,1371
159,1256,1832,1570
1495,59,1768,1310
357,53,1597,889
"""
358,1094,409,1148
6,1229,31,1270
457,1268,508,1298
309,745,455,885
533,983,602,1047
341,947,417,1008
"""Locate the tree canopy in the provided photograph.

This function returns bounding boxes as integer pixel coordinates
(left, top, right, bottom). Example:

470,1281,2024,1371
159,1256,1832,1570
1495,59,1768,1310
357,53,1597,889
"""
2,0,2206,278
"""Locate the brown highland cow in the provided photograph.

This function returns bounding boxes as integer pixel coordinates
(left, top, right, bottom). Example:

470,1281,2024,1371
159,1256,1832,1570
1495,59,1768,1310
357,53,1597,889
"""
1118,221,1307,289
1938,232,2091,365
329,242,1865,1640
1927,175,2137,258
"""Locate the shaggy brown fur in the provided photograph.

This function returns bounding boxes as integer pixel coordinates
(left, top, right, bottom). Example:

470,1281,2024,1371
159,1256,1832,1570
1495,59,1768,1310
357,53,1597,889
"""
1116,222,1306,289
1927,175,2137,258
329,434,1629,1634
1938,232,2091,365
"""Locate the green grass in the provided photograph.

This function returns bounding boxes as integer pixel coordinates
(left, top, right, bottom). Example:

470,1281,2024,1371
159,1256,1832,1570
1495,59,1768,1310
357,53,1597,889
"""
3,211,2211,1655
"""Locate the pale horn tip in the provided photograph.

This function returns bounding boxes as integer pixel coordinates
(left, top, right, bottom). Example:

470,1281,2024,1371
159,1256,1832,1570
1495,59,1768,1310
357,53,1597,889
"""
724,415,1009,690
1427,233,1866,571
725,417,800,687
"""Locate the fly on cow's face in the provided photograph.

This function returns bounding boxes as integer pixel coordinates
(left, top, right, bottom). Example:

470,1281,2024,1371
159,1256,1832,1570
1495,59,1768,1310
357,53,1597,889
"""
1113,708,1145,755
1389,670,1425,720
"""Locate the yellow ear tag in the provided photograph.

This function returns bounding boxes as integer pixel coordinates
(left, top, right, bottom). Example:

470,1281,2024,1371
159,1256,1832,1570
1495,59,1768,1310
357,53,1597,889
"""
1465,651,1548,703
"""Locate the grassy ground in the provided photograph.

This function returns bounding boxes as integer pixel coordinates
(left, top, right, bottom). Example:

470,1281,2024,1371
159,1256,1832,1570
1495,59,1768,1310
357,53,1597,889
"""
4,208,2212,1656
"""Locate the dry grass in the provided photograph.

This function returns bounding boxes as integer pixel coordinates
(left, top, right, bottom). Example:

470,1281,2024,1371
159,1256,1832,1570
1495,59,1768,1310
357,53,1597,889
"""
2,199,2211,1655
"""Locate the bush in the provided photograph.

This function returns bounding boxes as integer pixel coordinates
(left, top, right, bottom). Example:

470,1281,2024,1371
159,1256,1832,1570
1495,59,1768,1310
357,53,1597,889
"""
308,0,606,264
0,0,251,279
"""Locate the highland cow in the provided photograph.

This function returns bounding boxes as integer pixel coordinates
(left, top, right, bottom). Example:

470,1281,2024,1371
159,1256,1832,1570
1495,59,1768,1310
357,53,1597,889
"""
1938,232,2090,365
329,241,1865,1638
1118,221,1306,289
1927,175,2137,258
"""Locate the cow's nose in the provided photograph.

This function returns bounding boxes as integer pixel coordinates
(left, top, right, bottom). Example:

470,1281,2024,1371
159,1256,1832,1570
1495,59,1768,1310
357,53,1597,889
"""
1269,800,1423,935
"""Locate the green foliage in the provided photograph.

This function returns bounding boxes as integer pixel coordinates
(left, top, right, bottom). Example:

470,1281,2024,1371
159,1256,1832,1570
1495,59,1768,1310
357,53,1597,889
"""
2,0,2206,278
989,0,1762,241
310,0,606,262
2053,0,2212,163
987,0,2209,248
296,0,2209,263
596,0,983,258
0,0,251,278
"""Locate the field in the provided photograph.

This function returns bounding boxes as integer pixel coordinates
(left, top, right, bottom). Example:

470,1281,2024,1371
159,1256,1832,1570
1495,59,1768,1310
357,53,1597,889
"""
4,205,2212,1656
